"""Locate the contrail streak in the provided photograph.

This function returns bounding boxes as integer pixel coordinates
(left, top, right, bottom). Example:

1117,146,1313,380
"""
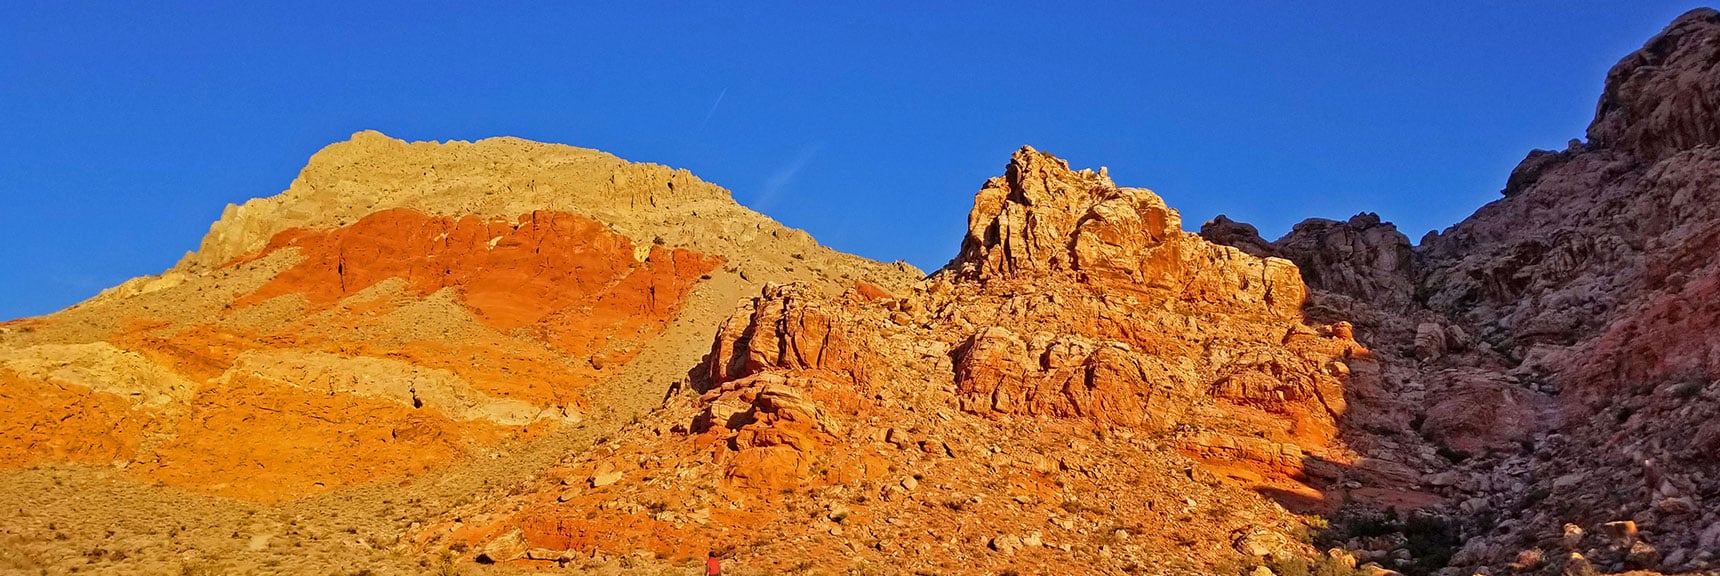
697,86,728,131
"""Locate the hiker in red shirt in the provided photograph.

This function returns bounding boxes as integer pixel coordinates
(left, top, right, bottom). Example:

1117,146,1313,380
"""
705,550,721,576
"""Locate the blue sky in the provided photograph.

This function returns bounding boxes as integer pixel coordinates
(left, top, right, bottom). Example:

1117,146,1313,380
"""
0,2,1703,319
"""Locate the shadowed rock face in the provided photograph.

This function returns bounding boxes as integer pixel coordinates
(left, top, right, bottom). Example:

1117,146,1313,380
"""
1589,8,1720,164
1416,9,1720,361
1201,9,1720,574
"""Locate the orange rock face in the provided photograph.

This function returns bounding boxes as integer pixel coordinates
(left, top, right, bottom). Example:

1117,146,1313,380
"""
943,148,1363,453
0,368,150,468
706,283,875,387
137,372,508,501
0,207,725,503
694,371,868,490
680,149,1376,497
110,323,272,383
236,208,722,359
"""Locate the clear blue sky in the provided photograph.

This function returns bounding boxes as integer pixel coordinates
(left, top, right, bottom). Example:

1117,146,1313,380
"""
0,2,1703,320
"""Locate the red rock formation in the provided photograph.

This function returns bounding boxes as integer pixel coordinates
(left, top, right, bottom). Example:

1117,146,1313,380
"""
955,148,1305,317
705,283,875,387
954,327,1197,430
690,147,1374,495
696,372,865,490
443,148,1386,574
236,208,722,359
943,148,1358,450
0,206,727,502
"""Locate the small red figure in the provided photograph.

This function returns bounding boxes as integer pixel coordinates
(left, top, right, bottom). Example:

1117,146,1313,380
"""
706,550,721,576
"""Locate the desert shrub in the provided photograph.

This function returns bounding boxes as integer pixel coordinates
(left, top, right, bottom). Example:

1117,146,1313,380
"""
1401,513,1462,574
1435,445,1471,463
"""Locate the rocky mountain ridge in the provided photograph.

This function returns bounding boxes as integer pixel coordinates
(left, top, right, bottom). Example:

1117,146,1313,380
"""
1200,8,1720,575
0,132,913,509
3,7,1720,576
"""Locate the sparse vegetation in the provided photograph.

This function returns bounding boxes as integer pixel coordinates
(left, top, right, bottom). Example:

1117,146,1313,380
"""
1317,507,1462,576
1435,444,1471,463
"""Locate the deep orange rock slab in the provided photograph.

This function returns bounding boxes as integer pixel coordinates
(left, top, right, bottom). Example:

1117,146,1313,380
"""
137,372,507,501
111,323,276,384
0,208,725,502
0,368,150,468
233,208,722,358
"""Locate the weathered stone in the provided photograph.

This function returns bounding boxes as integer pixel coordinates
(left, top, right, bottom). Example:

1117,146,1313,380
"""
590,462,623,488
1627,540,1661,568
477,529,529,564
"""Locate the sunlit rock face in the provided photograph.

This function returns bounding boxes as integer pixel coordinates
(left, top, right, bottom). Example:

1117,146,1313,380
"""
0,131,920,502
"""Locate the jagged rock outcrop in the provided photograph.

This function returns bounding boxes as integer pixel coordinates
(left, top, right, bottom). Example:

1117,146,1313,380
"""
1201,213,1415,310
1588,8,1720,164
705,283,876,388
1203,212,1420,348
933,148,1372,460
1272,214,1416,311
12,9,1720,575
955,149,1304,315
1205,9,1720,575
703,149,1365,463
434,146,1440,576
1200,215,1278,258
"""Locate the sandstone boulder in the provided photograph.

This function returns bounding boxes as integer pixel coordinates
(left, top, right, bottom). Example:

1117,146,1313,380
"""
707,283,875,387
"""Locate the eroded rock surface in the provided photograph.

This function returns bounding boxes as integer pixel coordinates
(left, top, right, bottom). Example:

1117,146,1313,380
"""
8,9,1720,576
0,133,911,503
442,147,1406,575
1201,9,1720,575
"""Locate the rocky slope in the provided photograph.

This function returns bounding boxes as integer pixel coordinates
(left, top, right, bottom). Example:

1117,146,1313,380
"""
425,146,1446,575
0,132,916,573
1203,8,1720,575
6,9,1720,576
